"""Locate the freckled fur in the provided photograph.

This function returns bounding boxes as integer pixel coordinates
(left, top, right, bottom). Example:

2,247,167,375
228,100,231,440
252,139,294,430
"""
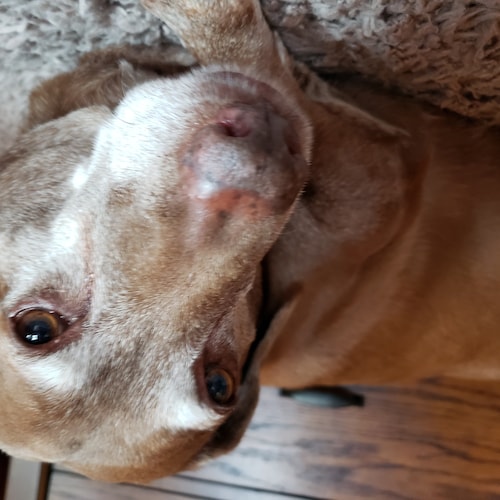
1,0,500,485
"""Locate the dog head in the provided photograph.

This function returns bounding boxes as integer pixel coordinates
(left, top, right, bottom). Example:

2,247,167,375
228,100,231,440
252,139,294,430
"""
0,66,311,482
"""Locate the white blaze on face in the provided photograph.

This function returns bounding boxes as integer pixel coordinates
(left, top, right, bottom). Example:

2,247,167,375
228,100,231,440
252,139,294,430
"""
51,215,80,250
93,81,187,185
71,165,90,190
116,94,157,124
94,117,152,184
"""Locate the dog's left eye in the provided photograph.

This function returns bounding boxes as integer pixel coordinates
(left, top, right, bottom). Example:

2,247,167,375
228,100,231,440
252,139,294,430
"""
12,309,67,346
205,368,235,405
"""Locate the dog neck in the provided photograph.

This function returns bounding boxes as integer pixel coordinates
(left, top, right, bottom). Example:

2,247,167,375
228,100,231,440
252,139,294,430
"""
257,82,429,387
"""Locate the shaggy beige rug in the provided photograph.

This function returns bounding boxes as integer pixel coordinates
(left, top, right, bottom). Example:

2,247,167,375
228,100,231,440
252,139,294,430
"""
1,0,500,153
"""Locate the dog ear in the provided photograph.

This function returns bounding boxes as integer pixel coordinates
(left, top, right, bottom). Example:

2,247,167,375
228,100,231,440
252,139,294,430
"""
25,46,192,130
256,93,428,384
303,94,426,265
268,87,428,284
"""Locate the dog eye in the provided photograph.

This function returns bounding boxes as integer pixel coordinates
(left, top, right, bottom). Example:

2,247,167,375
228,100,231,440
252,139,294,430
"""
12,309,67,346
205,368,235,405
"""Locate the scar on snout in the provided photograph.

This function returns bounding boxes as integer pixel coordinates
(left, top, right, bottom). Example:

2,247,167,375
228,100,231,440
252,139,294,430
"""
107,185,137,207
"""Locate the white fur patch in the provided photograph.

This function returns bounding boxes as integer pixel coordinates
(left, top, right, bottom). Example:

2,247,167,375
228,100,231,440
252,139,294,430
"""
51,216,80,250
95,122,147,183
158,390,220,431
115,94,156,124
153,358,221,431
71,165,90,190
19,353,86,393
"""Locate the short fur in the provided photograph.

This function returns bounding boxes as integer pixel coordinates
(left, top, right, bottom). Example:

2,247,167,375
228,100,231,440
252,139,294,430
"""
1,0,500,484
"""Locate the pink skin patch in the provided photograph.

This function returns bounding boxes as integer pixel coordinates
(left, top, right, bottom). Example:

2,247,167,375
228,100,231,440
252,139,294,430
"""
216,105,301,155
181,101,306,227
217,108,253,139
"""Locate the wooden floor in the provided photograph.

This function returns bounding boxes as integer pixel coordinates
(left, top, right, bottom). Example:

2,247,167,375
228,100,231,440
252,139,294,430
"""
45,380,500,499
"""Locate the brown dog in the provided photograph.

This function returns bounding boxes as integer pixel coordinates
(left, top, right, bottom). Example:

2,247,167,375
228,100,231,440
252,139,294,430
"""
1,0,500,484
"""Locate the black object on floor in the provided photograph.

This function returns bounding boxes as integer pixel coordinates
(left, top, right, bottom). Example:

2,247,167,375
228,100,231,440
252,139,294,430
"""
280,386,365,408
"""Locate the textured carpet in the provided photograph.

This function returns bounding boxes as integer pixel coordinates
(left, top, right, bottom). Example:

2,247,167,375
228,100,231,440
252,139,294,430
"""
1,0,500,153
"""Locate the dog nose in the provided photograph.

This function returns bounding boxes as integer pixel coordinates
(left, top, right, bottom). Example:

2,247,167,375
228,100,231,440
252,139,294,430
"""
181,103,307,216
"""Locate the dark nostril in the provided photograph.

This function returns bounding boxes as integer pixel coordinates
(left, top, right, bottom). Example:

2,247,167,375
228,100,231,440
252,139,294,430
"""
284,129,301,156
216,107,300,157
288,142,299,156
215,105,261,139
217,118,251,138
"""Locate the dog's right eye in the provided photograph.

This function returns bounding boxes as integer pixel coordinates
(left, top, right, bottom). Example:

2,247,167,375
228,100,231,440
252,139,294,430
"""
205,368,236,406
12,309,68,346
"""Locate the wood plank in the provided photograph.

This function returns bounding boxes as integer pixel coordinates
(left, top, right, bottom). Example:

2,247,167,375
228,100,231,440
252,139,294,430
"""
50,471,298,500
49,472,187,500
177,381,500,499
152,474,309,499
54,380,500,499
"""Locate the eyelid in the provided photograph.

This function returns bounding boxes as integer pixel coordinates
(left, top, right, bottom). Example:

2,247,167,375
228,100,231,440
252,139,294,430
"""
12,308,68,345
194,359,237,414
8,311,83,355
192,326,241,413
7,293,88,355
205,366,237,406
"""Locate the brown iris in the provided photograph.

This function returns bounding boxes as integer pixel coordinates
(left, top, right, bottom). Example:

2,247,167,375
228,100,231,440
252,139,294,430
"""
205,368,235,405
13,309,67,346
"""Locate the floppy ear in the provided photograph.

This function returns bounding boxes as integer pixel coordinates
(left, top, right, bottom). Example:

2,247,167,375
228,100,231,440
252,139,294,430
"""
258,88,428,365
268,81,429,288
25,46,192,130
287,88,428,269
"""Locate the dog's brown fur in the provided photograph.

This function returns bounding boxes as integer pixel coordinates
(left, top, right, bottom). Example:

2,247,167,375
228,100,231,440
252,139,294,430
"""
1,0,500,484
